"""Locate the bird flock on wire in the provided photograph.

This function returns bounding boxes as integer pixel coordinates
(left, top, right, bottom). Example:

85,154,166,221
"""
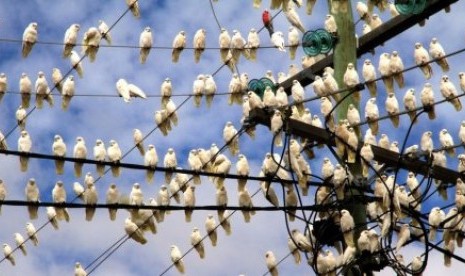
0,0,463,275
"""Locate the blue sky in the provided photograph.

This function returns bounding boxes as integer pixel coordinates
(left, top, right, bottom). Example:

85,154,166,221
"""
0,0,464,275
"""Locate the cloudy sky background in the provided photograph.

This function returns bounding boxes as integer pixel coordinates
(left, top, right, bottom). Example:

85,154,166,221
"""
0,0,464,275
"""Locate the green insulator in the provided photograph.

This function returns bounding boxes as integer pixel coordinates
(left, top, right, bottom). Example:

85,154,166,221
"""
248,79,265,98
395,0,416,15
412,0,426,14
302,30,321,56
315,29,334,54
260,78,277,93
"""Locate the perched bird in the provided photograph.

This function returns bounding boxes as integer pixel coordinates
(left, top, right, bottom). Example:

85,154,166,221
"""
378,52,394,94
218,28,231,63
73,181,85,201
262,10,274,36
52,134,67,175
389,51,405,89
63,23,80,58
93,139,106,176
440,75,461,111
171,30,186,63
70,51,84,78
271,31,286,52
163,148,177,183
81,27,102,62
61,75,75,110
170,245,185,274
18,130,32,172
265,251,278,276
230,29,246,63
430,37,449,72
3,244,15,266
428,206,445,240
204,74,217,107
324,14,337,34
190,227,205,259
439,129,455,157
238,187,255,223
15,105,27,131
369,14,383,30
223,121,240,155
106,183,120,221
52,181,70,221
236,154,249,191
107,140,122,177
14,232,27,256
125,217,147,244
25,178,40,220
19,73,32,108
228,73,242,106
193,28,206,63
98,20,111,45
74,262,87,276
212,153,232,189
247,28,260,61
284,5,305,33
139,27,153,64
26,222,39,246
73,136,87,177
22,22,38,58
188,149,202,184
385,92,400,127
51,67,63,94
363,59,378,96
34,71,51,109
396,224,410,252
133,128,145,156
287,26,299,60
193,74,205,107
205,214,218,246
0,72,7,103
420,82,436,120
144,144,158,183
154,109,170,136
403,88,417,123
216,185,228,219
288,237,301,264
344,63,361,100
414,42,433,79
285,186,298,221
84,182,98,221
183,186,196,222
126,0,140,18
341,209,355,246
411,256,423,276
365,98,379,135
0,180,6,214
271,110,283,147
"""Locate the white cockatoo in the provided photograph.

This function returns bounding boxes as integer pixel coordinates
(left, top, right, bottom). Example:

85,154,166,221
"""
190,227,205,259
230,29,246,63
144,144,158,183
3,244,15,266
22,22,38,58
236,154,249,191
84,182,98,221
389,51,405,89
106,183,120,221
365,97,379,135
414,42,433,79
81,27,102,62
218,28,231,62
363,59,377,96
70,50,84,78
52,134,67,175
420,82,435,120
26,222,39,246
183,185,196,222
324,14,337,34
440,75,461,111
429,37,449,72
205,214,218,246
125,217,147,244
139,27,153,64
61,75,75,110
170,245,185,274
52,181,70,221
204,74,217,107
98,20,111,45
223,121,240,155
74,262,87,276
133,128,145,156
107,140,122,177
428,206,445,241
344,63,361,99
163,148,177,183
93,139,106,176
188,149,202,184
15,105,27,131
265,250,278,276
126,0,140,18
247,28,260,61
396,224,410,252
63,23,80,58
228,73,242,106
193,28,206,63
378,52,394,94
14,232,27,256
287,26,299,60
0,72,7,103
172,30,186,63
439,128,455,157
271,110,284,147
385,92,400,127
271,31,286,52
284,5,305,33
193,74,205,107
18,130,32,172
360,143,374,178
34,71,51,109
25,178,39,219
369,14,383,30
19,72,32,108
238,187,255,223
403,88,417,123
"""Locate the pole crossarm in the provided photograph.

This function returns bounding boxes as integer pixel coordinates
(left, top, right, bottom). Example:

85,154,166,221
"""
278,0,459,94
249,108,461,185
